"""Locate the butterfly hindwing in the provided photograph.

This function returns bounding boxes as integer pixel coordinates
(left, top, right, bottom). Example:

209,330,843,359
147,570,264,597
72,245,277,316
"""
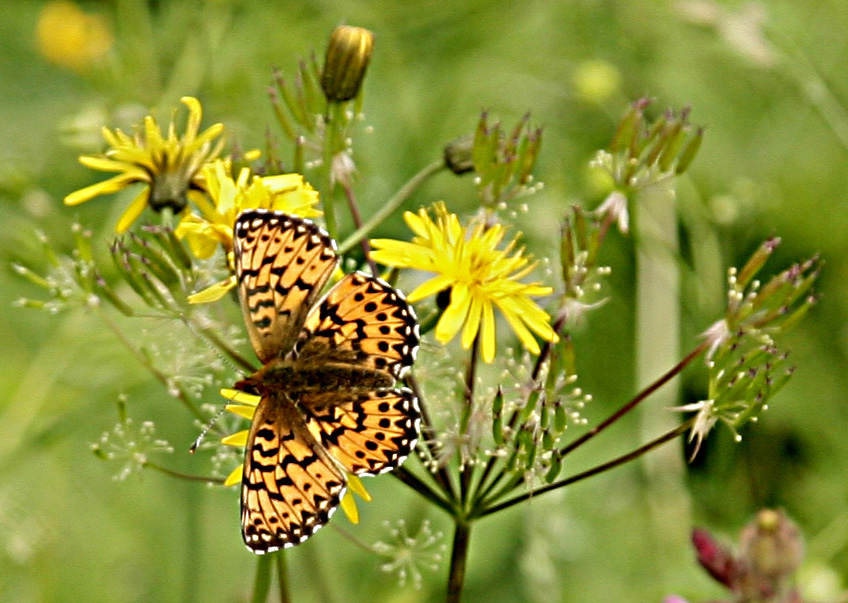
234,209,338,364
303,388,420,476
241,392,346,553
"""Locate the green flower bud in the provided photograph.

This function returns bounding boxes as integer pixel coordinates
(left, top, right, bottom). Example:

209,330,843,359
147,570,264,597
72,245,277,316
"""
321,25,374,102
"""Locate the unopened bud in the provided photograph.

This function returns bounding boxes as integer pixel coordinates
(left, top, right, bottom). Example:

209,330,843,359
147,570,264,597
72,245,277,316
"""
739,509,804,582
321,25,374,102
444,134,475,175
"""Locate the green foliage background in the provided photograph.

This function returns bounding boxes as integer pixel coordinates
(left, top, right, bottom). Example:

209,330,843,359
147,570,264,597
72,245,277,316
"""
2,1,847,601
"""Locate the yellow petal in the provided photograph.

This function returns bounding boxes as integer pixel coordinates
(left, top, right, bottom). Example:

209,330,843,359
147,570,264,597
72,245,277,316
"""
115,188,150,233
225,404,255,420
407,274,453,302
222,429,249,447
339,489,359,524
460,293,483,350
64,174,138,205
187,276,237,304
435,283,470,344
347,473,372,502
223,465,242,487
480,300,497,363
220,388,261,406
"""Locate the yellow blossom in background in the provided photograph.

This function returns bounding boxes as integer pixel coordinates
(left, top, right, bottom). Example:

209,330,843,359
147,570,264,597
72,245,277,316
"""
573,59,622,105
65,97,225,233
177,160,322,303
218,388,367,524
36,1,113,73
371,202,559,363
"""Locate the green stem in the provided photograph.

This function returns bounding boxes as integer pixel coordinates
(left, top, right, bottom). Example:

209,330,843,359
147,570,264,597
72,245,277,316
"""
183,315,257,375
458,334,480,508
392,466,455,515
341,182,380,276
251,554,273,603
144,461,225,484
405,373,457,502
95,306,206,422
556,340,709,459
276,551,291,603
338,160,445,255
476,420,694,518
446,520,472,603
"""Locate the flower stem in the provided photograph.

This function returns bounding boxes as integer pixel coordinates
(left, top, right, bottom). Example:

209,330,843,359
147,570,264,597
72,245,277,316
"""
143,461,225,484
556,340,709,459
458,334,480,507
338,160,445,255
276,551,291,603
477,419,694,518
392,466,456,515
340,182,380,276
251,554,273,603
446,519,472,603
95,306,207,423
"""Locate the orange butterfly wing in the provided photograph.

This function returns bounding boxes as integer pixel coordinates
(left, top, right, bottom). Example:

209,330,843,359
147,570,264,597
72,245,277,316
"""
241,392,346,553
234,209,338,363
232,210,420,554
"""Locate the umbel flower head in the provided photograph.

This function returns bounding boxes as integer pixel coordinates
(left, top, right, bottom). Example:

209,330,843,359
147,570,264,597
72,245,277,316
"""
370,202,559,363
65,97,225,232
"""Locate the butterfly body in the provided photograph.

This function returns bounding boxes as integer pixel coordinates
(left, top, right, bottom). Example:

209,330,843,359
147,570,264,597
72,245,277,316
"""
232,209,420,553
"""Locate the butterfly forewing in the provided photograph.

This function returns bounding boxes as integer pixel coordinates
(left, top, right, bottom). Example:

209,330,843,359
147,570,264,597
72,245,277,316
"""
241,392,346,553
234,210,338,363
298,272,419,377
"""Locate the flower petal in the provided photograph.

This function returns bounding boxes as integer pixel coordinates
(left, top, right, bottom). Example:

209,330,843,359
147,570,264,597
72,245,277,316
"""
115,188,150,233
188,276,237,304
435,283,470,344
223,465,242,487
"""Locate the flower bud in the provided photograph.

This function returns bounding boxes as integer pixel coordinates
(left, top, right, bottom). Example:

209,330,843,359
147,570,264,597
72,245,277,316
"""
321,25,374,102
444,134,475,175
739,509,804,582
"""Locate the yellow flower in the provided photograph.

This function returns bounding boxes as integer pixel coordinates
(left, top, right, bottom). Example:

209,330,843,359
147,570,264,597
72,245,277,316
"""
370,202,558,363
177,160,322,303
36,1,113,73
176,160,321,259
65,97,225,233
218,389,368,524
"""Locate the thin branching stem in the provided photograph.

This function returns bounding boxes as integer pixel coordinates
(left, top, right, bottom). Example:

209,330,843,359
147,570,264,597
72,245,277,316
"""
95,306,207,422
340,182,380,276
392,466,455,515
557,340,709,459
338,160,445,255
405,372,457,501
476,419,694,518
182,314,256,375
143,461,225,484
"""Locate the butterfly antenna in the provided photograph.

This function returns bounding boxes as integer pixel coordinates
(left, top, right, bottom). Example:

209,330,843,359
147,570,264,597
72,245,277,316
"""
189,405,228,453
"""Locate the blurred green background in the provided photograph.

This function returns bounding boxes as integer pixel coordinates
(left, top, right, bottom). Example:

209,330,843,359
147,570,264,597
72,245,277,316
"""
2,1,848,601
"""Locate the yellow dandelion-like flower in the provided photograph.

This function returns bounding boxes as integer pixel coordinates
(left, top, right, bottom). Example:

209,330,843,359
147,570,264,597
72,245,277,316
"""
370,202,558,363
36,1,113,73
177,160,322,303
64,97,225,233
218,389,369,524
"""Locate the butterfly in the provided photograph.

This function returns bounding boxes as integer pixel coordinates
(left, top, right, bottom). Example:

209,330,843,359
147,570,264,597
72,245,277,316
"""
231,209,420,553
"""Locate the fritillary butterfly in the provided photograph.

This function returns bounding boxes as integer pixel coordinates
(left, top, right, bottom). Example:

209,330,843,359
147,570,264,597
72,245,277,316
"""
232,209,420,553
